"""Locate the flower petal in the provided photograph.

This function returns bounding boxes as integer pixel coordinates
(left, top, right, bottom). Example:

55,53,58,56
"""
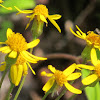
82,74,98,85
48,65,56,73
27,39,40,48
49,14,61,20
41,71,53,77
23,63,28,75
76,64,94,70
0,42,6,44
6,28,14,39
0,46,11,54
8,51,17,58
42,77,55,92
67,72,81,81
64,82,82,94
0,4,12,10
25,14,35,29
48,15,61,33
40,15,48,23
10,64,17,84
20,51,38,63
91,48,98,66
27,62,36,75
15,65,23,86
24,51,47,60
63,63,76,76
14,6,33,14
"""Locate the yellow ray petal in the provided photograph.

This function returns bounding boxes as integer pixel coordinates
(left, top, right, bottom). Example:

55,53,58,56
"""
23,63,28,75
41,71,53,77
42,77,55,92
24,51,47,60
64,82,82,94
70,27,82,39
67,72,81,81
0,42,6,44
6,28,14,39
8,51,17,58
49,14,61,20
48,15,61,33
40,15,48,23
76,64,94,70
63,63,76,76
10,64,17,84
27,39,40,48
0,46,11,53
91,48,98,66
25,14,35,30
20,51,38,63
48,65,56,73
82,74,98,85
15,65,23,86
27,62,36,75
76,25,85,35
14,6,33,14
0,4,12,10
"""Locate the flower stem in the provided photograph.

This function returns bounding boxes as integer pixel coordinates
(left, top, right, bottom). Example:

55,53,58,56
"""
5,82,14,100
0,65,9,89
42,82,56,100
55,88,67,100
14,75,26,100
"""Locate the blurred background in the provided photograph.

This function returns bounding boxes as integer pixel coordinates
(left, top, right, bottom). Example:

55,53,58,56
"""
0,0,99,100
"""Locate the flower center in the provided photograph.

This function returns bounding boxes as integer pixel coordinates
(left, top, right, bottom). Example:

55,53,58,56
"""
86,31,100,46
33,4,48,18
54,70,67,86
6,33,28,52
16,54,26,65
95,64,100,78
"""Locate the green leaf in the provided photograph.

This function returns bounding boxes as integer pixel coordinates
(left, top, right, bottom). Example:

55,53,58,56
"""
0,20,14,42
0,0,36,14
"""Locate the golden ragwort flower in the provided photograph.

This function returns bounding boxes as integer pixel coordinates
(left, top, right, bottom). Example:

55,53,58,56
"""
0,0,12,10
76,48,100,85
41,64,82,94
70,25,100,50
0,28,47,62
0,54,36,86
14,4,61,32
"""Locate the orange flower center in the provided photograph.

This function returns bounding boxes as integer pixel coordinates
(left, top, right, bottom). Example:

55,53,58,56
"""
54,70,67,86
95,64,100,78
86,31,100,46
6,33,28,52
33,4,48,18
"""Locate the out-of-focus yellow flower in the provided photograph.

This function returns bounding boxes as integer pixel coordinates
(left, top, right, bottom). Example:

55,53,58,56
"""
0,0,12,10
0,28,47,62
76,48,100,85
41,64,82,94
0,54,36,86
70,25,100,50
14,4,61,32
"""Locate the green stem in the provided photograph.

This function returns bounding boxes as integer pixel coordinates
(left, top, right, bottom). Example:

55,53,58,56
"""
14,75,26,100
68,85,86,100
0,65,9,89
42,82,57,100
55,88,67,100
5,82,14,100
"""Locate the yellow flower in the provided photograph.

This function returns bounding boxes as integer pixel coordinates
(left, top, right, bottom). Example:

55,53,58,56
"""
0,0,12,10
14,4,61,32
70,25,100,50
41,64,82,94
76,48,100,85
0,54,36,86
0,28,47,62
